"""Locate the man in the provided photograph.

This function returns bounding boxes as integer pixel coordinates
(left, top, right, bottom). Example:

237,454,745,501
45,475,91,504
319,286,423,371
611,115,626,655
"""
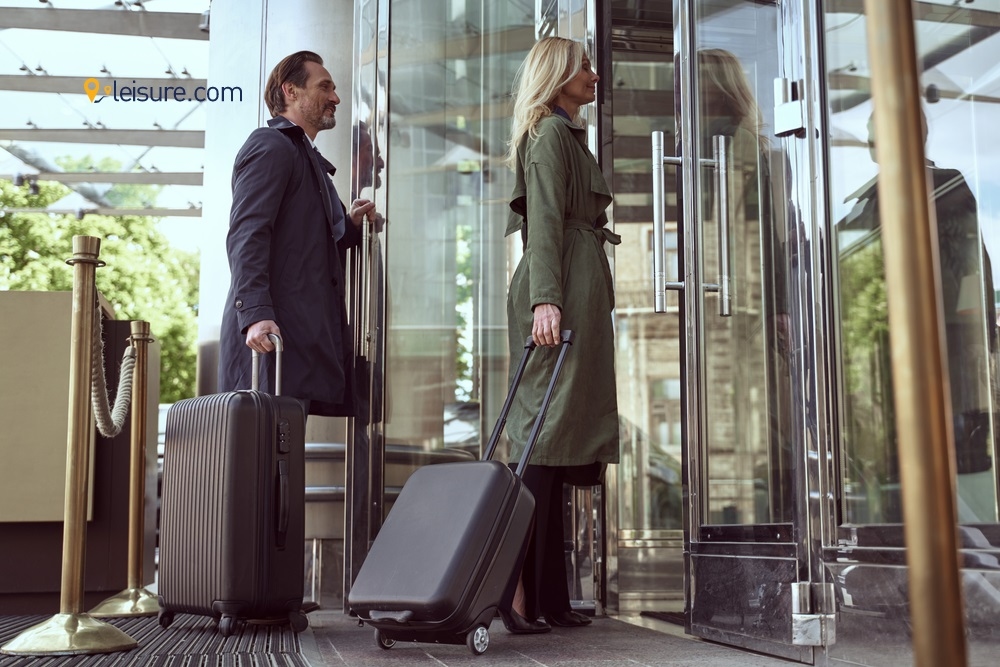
218,51,378,417
838,111,999,511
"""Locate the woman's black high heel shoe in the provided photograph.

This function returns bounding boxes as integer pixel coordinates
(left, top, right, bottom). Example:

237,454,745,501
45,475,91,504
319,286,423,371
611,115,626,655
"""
544,610,592,627
498,608,551,634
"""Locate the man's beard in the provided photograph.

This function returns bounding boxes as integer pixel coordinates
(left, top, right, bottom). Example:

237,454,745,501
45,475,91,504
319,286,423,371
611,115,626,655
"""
310,103,336,131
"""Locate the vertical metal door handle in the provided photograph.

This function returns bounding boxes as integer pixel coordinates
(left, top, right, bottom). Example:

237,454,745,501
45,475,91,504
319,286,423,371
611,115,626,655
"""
652,131,667,313
359,217,373,357
713,135,733,317
651,131,685,314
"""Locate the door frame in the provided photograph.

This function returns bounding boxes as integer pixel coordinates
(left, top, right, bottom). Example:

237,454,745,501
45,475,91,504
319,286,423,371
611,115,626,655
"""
672,0,832,661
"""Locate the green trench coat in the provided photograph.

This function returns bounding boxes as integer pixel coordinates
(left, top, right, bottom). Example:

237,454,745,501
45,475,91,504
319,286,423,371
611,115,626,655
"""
504,113,621,467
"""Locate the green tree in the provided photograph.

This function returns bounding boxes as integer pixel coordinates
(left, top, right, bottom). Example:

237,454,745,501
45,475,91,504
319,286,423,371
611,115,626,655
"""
0,177,199,403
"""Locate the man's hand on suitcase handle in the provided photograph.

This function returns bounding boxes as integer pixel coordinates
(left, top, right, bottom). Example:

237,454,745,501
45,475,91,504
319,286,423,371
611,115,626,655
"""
531,303,562,347
247,320,281,353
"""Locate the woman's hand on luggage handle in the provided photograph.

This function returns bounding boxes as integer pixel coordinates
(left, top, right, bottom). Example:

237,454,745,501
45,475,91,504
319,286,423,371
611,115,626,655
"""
532,303,562,347
246,320,281,353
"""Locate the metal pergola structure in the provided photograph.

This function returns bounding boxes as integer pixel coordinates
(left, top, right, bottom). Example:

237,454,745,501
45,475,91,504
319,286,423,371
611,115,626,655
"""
0,3,208,218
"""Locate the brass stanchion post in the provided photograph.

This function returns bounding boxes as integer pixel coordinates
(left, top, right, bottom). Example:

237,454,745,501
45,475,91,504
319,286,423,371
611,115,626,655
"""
90,321,158,618
1,236,138,656
863,2,968,666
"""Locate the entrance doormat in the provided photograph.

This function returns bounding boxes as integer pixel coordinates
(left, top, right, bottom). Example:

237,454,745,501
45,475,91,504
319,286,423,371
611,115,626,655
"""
0,614,308,667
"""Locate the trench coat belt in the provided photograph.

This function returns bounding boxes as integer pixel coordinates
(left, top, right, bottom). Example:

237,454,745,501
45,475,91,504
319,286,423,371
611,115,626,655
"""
564,218,618,309
565,218,621,246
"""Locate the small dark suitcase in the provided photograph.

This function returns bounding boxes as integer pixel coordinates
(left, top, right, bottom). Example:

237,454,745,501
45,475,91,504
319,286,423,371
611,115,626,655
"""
347,331,574,655
157,334,308,636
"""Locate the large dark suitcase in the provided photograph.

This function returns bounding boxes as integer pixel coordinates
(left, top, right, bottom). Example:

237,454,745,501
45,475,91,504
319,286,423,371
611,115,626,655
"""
157,334,308,636
347,331,574,655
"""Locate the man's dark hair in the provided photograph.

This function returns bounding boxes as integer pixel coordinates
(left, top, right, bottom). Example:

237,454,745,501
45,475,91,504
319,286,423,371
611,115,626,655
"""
264,51,324,117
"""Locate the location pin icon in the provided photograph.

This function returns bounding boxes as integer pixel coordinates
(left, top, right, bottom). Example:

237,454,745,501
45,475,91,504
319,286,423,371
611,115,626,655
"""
84,78,100,102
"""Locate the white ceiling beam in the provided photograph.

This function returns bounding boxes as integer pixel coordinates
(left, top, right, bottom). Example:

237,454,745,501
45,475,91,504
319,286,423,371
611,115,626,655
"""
0,129,204,147
2,171,203,185
1,207,202,218
0,75,207,95
0,8,208,40
2,142,112,206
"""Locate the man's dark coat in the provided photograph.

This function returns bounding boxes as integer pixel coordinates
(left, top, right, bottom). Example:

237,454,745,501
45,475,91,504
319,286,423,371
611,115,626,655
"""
218,116,360,416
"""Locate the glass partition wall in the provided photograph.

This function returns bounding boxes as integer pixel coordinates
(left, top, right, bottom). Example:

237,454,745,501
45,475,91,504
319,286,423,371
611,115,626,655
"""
828,0,1000,528
380,1,528,459
824,0,1000,661
349,0,601,608
376,0,603,459
350,1,1000,659
607,12,686,614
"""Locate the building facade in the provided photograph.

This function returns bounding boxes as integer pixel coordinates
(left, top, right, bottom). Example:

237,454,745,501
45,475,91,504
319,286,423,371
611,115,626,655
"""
199,1,1000,664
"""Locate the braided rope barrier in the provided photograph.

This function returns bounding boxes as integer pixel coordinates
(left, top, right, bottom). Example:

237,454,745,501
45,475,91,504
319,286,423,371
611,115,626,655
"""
90,299,137,438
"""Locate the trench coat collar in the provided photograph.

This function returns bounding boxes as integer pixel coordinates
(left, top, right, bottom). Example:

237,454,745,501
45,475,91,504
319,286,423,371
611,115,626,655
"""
268,115,341,236
504,112,600,238
266,115,339,175
546,110,589,147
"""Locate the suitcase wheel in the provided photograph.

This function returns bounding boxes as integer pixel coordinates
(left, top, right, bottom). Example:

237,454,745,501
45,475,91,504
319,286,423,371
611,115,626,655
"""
158,610,175,629
374,628,395,650
466,625,489,655
219,615,239,637
289,611,309,633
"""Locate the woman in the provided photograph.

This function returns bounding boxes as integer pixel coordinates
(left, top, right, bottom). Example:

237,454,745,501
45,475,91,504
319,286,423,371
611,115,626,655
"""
500,36,620,634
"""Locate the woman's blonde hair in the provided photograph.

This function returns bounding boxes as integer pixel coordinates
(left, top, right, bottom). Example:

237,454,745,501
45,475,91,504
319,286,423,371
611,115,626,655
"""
505,37,587,169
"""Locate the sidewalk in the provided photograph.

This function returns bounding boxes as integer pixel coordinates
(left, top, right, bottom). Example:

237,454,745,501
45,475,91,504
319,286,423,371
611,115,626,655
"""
302,610,799,667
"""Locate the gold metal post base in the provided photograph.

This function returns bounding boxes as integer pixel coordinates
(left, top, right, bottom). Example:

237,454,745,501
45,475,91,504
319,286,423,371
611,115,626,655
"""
89,587,160,618
0,613,138,656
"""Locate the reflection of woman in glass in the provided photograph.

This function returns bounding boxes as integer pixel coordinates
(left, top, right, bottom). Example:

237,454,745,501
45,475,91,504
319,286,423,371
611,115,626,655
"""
698,49,768,152
501,36,619,634
696,49,792,523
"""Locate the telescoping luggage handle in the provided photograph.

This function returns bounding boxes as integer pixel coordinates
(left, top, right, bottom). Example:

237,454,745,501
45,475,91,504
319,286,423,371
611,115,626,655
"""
251,333,291,547
483,330,574,477
251,333,283,395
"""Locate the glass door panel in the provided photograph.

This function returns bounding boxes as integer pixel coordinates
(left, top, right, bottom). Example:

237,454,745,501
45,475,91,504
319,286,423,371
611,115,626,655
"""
381,1,530,462
364,0,602,612
678,1,812,660
610,25,685,612
343,0,538,601
692,2,790,530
